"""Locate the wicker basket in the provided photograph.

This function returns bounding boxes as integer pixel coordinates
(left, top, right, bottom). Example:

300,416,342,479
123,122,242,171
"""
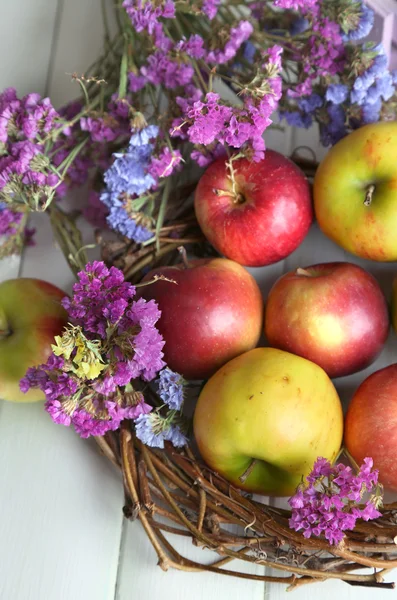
51,154,397,592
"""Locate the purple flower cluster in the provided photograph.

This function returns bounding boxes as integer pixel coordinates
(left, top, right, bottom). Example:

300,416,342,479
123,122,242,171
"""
273,0,317,10
289,457,383,546
171,45,283,162
0,88,61,205
122,0,175,34
0,202,23,236
20,261,167,438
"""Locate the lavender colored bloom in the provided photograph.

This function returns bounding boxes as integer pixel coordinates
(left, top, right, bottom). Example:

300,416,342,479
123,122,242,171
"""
202,0,221,19
0,203,23,235
273,0,318,10
164,424,187,447
106,205,153,242
138,51,194,89
62,261,136,338
343,3,374,42
207,21,254,65
176,34,206,59
134,413,186,448
280,110,313,128
103,147,156,196
298,93,323,113
156,367,184,410
134,413,168,448
288,456,382,546
325,84,348,105
122,0,175,34
148,147,182,179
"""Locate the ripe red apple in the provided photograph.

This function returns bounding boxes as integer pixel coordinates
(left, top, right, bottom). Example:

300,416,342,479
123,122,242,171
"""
392,275,397,335
344,364,397,492
0,278,68,402
313,121,397,261
193,347,343,496
194,151,313,267
264,262,389,378
138,256,264,380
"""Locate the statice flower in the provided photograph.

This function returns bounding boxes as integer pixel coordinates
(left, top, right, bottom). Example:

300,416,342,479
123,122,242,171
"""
171,45,283,162
325,84,348,105
148,147,183,179
341,2,374,41
273,0,318,10
202,0,221,20
20,261,170,439
288,456,383,546
99,125,159,242
0,202,23,236
135,412,187,449
123,0,175,34
156,367,185,410
129,51,194,91
207,21,254,65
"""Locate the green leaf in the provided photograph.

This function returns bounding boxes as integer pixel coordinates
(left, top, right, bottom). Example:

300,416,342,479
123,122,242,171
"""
118,44,128,99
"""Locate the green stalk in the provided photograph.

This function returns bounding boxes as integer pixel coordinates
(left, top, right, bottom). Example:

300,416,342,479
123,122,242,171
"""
155,177,171,252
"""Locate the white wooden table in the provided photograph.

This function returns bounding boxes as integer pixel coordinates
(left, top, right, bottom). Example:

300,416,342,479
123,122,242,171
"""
1,2,397,599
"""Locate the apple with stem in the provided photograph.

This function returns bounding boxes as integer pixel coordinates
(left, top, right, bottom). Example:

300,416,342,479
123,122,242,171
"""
0,278,68,402
194,151,313,267
138,250,264,380
264,262,389,378
313,121,397,261
193,347,343,496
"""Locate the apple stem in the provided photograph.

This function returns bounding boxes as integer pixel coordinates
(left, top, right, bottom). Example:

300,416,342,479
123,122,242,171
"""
364,184,376,206
239,458,258,484
296,268,312,277
178,246,190,269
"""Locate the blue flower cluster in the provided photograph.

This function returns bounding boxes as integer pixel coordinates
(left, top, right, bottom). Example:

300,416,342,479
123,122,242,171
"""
100,125,159,242
278,2,397,146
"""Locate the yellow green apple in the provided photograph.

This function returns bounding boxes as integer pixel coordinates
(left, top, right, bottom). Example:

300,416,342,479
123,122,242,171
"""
193,347,343,496
0,278,68,402
313,121,397,261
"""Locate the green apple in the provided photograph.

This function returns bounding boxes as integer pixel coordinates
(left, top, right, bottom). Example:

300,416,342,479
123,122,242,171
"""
313,121,397,261
193,347,343,496
0,278,68,402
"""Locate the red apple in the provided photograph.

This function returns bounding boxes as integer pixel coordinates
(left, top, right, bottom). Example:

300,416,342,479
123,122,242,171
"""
0,278,68,402
344,364,397,492
194,151,313,267
138,256,264,380
313,121,397,261
264,262,389,378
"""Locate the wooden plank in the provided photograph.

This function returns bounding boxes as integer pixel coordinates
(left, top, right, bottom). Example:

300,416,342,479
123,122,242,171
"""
266,125,397,599
0,212,125,600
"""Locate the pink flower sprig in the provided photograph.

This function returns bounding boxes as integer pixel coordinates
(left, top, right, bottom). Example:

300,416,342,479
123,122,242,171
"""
288,456,383,546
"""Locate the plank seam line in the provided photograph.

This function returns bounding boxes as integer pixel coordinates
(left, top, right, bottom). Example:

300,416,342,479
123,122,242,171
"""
44,0,66,97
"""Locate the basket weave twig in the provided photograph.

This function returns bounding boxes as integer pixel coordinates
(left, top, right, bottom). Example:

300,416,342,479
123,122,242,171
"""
96,425,397,591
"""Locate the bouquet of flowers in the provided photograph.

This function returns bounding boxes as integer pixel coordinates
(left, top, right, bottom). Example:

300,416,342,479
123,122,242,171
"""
2,0,397,590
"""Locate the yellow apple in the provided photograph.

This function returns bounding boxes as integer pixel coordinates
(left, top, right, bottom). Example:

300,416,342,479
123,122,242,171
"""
313,121,397,261
193,347,343,496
